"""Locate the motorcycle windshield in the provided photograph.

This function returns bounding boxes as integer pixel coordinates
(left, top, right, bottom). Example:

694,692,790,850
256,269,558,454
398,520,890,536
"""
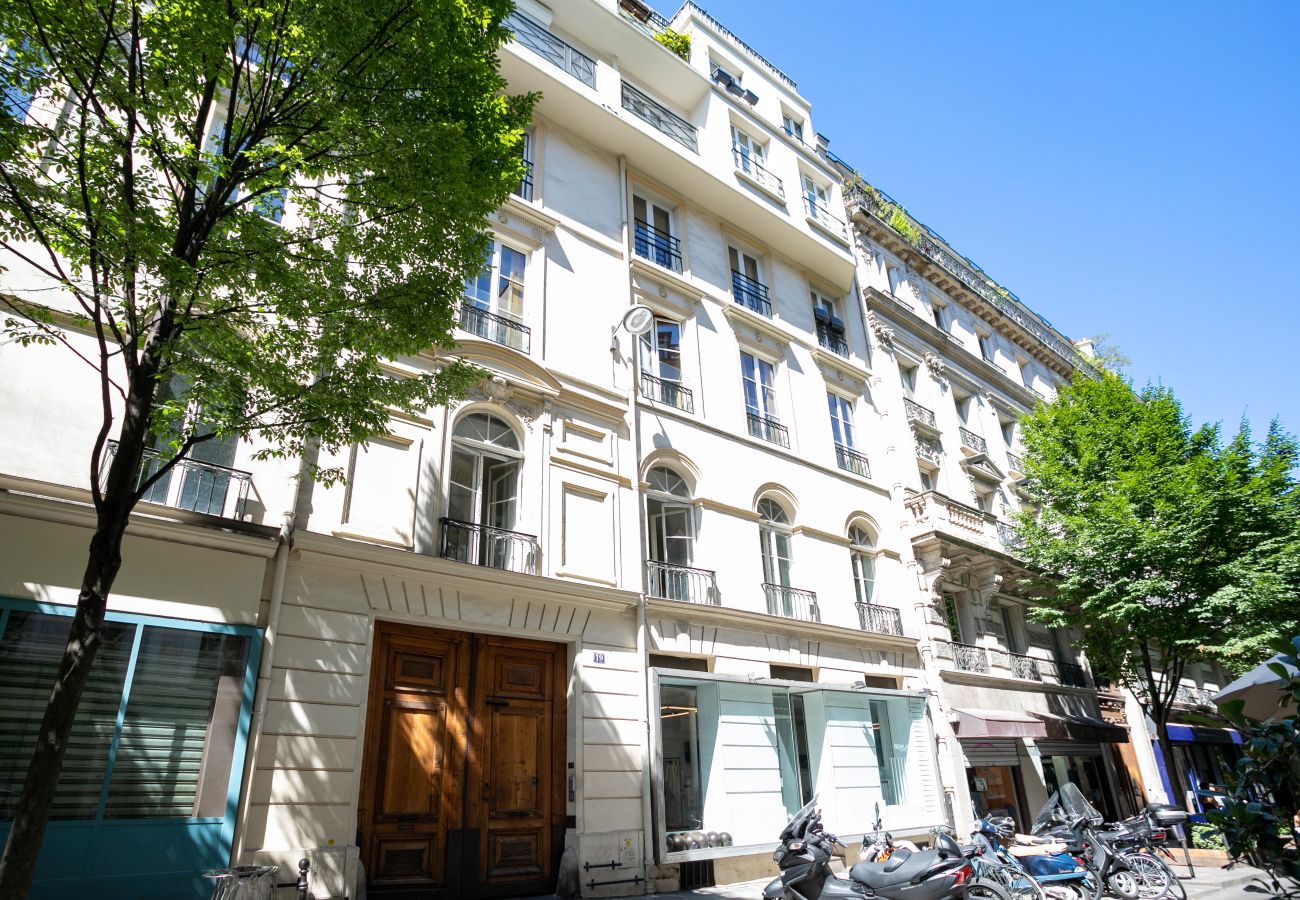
1060,782,1103,823
779,796,819,842
1032,791,1062,834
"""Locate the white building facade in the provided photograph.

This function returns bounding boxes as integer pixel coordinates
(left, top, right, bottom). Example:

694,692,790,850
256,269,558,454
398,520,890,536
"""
0,2,1233,899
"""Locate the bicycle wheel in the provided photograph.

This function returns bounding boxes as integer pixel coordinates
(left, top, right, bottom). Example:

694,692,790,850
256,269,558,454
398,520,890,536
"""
965,879,1015,900
1140,853,1185,900
1122,853,1171,899
977,861,1047,900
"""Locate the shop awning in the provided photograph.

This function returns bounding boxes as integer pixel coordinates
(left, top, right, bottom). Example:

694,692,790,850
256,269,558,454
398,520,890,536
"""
952,708,1048,739
1031,711,1129,744
1165,724,1242,745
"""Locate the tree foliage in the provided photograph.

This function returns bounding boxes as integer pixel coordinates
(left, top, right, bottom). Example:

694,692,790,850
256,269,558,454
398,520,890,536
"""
1014,370,1300,798
0,0,533,893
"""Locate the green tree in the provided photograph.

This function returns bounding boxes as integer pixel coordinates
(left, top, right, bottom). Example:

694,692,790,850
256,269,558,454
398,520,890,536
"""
1014,370,1300,809
0,0,533,894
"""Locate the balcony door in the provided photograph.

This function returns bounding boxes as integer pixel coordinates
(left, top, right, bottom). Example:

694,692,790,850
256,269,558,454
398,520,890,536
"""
447,413,523,568
646,467,694,601
633,194,675,268
758,498,793,615
141,375,239,515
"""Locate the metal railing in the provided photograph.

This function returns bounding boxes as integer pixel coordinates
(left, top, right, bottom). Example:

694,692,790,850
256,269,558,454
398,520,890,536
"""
1005,451,1024,473
764,583,820,622
816,323,849,356
633,219,683,272
1057,661,1088,688
506,12,596,87
996,520,1023,551
731,269,772,316
857,603,903,636
835,443,871,479
1010,652,1043,682
732,148,784,197
1175,685,1215,707
459,302,531,353
647,561,718,605
437,517,539,575
641,372,694,412
107,440,251,519
904,398,937,430
617,0,671,40
747,412,789,447
513,159,534,201
621,81,697,152
951,642,990,674
803,195,848,240
959,427,987,454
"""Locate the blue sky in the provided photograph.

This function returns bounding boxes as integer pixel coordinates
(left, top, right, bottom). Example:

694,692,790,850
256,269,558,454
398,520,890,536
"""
661,0,1300,443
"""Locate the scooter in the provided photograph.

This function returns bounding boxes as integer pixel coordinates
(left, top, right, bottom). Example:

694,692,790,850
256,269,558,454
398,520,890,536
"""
1030,783,1140,899
971,814,1099,900
762,798,1011,900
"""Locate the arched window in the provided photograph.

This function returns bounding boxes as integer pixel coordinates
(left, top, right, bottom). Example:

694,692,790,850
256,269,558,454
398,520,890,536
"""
758,497,792,589
849,525,875,607
646,467,700,602
444,412,528,571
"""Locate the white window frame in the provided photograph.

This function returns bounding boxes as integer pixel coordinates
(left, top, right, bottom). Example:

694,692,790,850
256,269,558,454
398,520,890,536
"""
782,112,804,143
740,350,779,423
827,391,855,450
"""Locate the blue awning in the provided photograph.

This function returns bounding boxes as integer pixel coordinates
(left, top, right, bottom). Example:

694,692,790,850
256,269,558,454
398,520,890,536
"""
1165,724,1242,744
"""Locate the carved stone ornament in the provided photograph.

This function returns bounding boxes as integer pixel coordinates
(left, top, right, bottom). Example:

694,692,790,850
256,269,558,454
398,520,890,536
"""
867,311,895,348
482,374,513,403
507,400,537,425
855,236,877,263
924,353,946,380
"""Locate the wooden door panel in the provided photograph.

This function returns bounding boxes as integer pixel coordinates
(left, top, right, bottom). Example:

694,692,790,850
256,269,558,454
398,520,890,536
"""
490,653,550,700
487,703,545,816
378,700,446,818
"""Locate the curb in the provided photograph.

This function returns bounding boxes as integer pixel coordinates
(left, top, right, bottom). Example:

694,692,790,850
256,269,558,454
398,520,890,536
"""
1182,866,1272,898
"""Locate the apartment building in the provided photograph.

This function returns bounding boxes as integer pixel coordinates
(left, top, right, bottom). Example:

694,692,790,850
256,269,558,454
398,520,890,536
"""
0,1,1235,899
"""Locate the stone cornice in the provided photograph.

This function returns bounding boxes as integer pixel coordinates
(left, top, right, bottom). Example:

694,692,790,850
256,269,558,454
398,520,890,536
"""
646,596,918,651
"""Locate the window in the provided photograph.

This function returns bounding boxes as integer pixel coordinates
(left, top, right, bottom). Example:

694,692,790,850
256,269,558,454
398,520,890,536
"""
640,317,691,411
802,173,830,219
954,392,972,426
711,61,739,85
633,193,681,271
758,498,794,613
827,392,854,447
731,126,765,175
443,412,532,572
462,239,530,351
898,362,917,400
849,525,875,607
978,330,995,363
514,130,534,201
812,291,847,355
943,595,963,642
1000,418,1016,448
729,246,769,315
1018,360,1032,388
136,375,244,517
646,467,704,603
2,41,39,120
886,263,903,297
1000,606,1023,654
918,467,935,491
782,113,804,143
741,352,785,445
930,299,946,331
203,121,288,222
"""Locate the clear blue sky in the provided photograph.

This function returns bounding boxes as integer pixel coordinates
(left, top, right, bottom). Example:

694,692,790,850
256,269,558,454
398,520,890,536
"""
660,0,1300,443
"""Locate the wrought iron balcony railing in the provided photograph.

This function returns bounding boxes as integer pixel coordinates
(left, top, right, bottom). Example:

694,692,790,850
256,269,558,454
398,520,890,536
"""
951,641,990,674
633,219,683,272
107,440,252,519
731,269,772,316
803,195,848,240
1057,661,1088,688
996,520,1023,551
438,517,539,575
904,398,937,430
641,372,693,413
764,583,819,622
747,412,789,447
513,159,534,201
835,443,871,479
647,561,718,605
621,81,698,152
1174,685,1215,707
732,148,784,197
857,603,903,636
959,427,987,454
1005,451,1025,473
459,302,531,353
816,323,849,356
506,11,596,88
1010,652,1043,682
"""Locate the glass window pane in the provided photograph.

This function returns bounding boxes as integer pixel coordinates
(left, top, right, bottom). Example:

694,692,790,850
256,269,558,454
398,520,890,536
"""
106,628,249,818
464,242,493,307
0,612,135,820
496,246,526,319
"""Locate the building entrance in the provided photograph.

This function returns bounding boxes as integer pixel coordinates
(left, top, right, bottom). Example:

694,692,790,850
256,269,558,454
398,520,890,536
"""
358,622,567,900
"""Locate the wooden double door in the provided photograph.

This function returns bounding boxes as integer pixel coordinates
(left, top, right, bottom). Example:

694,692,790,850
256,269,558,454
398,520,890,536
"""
359,623,567,900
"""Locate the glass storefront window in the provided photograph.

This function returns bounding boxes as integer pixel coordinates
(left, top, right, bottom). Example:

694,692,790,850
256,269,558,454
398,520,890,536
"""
658,675,922,852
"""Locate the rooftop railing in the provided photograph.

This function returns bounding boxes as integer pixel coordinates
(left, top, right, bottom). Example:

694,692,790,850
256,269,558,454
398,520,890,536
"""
621,81,697,153
641,372,694,413
438,517,539,575
505,11,596,88
764,583,819,622
107,440,251,520
835,443,871,479
857,602,903,636
647,560,718,605
459,302,531,354
633,219,683,272
732,148,784,198
747,412,789,448
731,269,772,316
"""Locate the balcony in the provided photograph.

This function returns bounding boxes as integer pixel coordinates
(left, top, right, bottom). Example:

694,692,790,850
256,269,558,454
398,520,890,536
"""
641,372,694,413
513,159,534,201
633,219,683,272
803,195,848,242
731,269,772,316
1010,652,1043,682
647,560,718,605
1174,685,1216,707
732,148,785,199
438,517,539,575
107,440,252,519
506,11,596,88
951,642,990,674
747,412,789,448
995,520,1023,551
816,322,849,356
1057,661,1088,689
1005,451,1025,475
621,81,697,153
835,443,871,479
959,427,987,454
904,398,939,434
857,603,903,636
764,583,820,622
459,302,531,353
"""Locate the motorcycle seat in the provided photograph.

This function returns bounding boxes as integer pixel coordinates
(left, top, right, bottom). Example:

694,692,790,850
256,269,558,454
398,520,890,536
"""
1013,833,1053,844
1008,842,1067,857
850,850,945,889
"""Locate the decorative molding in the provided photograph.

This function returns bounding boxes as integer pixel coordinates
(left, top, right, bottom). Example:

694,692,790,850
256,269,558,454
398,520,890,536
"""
867,310,895,349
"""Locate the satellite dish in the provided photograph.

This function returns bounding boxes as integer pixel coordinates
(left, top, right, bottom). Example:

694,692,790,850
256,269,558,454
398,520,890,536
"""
621,305,655,336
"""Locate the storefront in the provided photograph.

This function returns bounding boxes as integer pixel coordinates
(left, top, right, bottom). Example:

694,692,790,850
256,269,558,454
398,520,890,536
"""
1152,724,1243,819
952,709,1047,832
652,671,942,860
1032,711,1131,822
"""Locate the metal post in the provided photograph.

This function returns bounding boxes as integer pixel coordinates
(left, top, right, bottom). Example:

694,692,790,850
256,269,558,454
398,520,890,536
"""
297,858,310,899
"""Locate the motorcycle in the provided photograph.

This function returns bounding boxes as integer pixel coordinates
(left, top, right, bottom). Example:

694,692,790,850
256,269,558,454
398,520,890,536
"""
969,814,1099,900
762,797,1011,900
1030,783,1140,899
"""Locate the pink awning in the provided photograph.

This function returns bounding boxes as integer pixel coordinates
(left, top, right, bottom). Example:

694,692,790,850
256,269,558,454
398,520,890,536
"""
952,708,1049,739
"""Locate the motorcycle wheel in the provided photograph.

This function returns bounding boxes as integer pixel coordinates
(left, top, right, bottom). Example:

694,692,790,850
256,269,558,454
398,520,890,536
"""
1052,882,1099,900
964,880,1015,899
1106,869,1140,900
1121,853,1174,899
